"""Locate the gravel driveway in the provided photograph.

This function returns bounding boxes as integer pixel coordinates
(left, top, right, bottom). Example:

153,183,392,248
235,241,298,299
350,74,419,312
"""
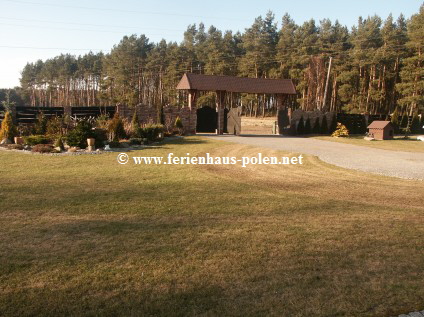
206,135,424,181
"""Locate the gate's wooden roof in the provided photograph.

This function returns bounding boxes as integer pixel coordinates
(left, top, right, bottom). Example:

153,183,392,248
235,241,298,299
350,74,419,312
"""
177,73,296,95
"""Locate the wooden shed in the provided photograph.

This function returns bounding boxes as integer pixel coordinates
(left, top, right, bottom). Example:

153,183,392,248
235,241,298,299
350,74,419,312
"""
367,121,394,140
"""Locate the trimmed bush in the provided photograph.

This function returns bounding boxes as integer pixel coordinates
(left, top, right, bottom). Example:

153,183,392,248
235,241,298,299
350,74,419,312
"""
131,112,140,137
400,113,409,129
31,144,54,153
320,115,328,134
129,138,143,145
34,112,48,135
175,117,183,134
411,113,421,134
0,111,17,142
108,141,121,148
107,113,126,141
141,124,164,142
312,117,320,134
46,116,64,137
93,128,108,148
391,108,400,133
421,115,424,133
24,135,51,145
329,113,338,134
304,118,312,134
66,120,94,148
297,117,305,135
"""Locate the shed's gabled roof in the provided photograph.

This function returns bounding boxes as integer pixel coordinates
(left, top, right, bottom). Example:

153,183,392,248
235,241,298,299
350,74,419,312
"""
367,121,393,129
176,73,297,95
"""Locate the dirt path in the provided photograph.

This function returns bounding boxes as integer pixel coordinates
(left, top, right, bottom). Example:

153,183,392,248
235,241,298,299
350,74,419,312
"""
205,135,424,181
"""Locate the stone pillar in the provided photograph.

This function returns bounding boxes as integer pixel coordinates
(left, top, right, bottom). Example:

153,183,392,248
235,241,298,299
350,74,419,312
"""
216,91,226,135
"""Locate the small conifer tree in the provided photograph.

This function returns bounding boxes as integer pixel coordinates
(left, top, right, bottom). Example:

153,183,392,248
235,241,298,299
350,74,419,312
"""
0,111,17,142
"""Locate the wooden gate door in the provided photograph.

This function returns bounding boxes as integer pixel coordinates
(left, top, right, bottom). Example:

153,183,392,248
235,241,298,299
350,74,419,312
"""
226,108,241,135
196,106,217,133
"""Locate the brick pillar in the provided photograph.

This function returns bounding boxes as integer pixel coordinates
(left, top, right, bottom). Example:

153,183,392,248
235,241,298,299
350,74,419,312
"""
187,90,197,134
216,90,226,135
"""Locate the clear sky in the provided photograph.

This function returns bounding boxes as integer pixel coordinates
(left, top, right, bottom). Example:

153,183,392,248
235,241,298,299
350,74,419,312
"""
0,0,422,88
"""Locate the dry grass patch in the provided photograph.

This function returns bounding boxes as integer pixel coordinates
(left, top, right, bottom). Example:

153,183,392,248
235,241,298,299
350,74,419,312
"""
0,136,423,316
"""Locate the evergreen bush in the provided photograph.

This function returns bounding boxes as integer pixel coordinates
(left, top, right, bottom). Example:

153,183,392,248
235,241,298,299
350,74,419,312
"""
304,117,312,134
320,115,328,134
107,113,126,141
24,135,51,145
312,117,321,134
0,111,17,142
296,117,305,135
66,120,94,148
411,113,421,134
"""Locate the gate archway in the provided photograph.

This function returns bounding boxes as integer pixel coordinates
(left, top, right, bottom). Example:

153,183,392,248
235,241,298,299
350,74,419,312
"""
177,73,296,135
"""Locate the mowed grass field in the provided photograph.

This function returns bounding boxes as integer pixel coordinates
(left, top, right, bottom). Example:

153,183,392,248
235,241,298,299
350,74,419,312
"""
313,135,424,153
1,137,424,317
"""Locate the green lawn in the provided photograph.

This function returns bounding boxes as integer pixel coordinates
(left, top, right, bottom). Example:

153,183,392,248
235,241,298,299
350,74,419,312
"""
1,136,424,316
313,135,424,152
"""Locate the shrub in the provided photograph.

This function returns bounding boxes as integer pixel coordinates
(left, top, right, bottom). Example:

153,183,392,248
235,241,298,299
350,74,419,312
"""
320,115,328,134
296,117,304,135
24,135,51,145
31,144,54,153
142,124,164,141
66,120,94,148
54,137,65,151
174,117,183,134
421,115,424,133
391,108,400,133
331,123,349,137
108,141,121,148
107,113,126,141
0,111,17,142
5,144,24,150
95,114,110,130
131,112,140,137
411,113,421,134
312,117,321,134
400,112,409,129
34,112,48,135
46,116,64,138
129,138,143,145
304,118,312,134
93,128,108,148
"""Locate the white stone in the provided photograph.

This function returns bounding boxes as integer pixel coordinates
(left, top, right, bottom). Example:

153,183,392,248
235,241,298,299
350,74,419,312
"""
417,136,424,142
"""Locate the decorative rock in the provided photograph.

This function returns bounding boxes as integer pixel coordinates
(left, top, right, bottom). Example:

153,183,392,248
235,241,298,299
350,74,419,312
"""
364,136,375,141
417,136,424,142
104,145,111,151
